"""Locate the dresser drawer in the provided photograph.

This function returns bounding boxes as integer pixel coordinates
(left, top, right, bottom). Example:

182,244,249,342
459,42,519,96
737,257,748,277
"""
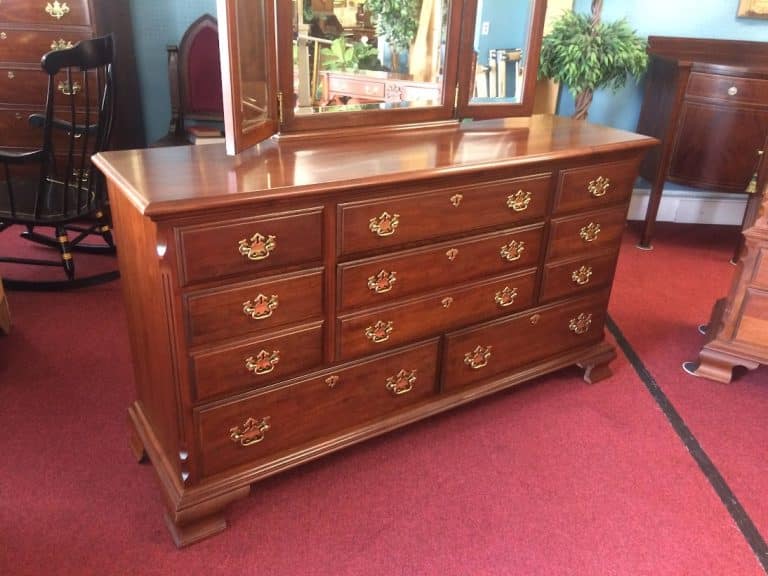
1,67,99,107
442,291,609,392
686,72,768,106
190,322,324,402
177,207,323,286
0,28,92,64
338,173,551,256
555,159,639,214
195,340,439,478
0,0,91,26
547,206,627,261
0,107,94,149
338,225,543,311
184,268,324,346
337,270,536,361
540,250,619,303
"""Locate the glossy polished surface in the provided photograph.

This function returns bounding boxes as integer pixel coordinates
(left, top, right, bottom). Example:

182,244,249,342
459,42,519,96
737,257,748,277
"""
95,115,653,215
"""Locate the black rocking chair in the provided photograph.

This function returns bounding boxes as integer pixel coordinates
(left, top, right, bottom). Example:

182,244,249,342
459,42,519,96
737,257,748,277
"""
0,34,118,290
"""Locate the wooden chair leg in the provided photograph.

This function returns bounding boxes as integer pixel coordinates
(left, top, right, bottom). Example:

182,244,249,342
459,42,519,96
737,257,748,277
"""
56,225,75,280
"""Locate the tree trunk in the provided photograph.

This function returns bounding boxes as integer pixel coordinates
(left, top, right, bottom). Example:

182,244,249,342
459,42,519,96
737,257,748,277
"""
574,90,593,120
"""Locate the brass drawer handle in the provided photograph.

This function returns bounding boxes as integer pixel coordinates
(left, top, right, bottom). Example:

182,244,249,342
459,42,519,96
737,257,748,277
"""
571,265,593,286
0,32,7,41
46,1,71,19
57,80,81,95
7,71,15,80
569,313,593,335
50,39,74,51
588,176,611,198
369,211,400,237
229,416,270,447
245,350,280,375
242,294,279,320
579,222,601,243
500,240,525,262
365,320,394,343
464,345,492,370
450,193,463,207
368,270,397,294
385,369,416,396
238,232,276,261
441,296,454,309
494,286,518,308
446,248,459,261
727,86,738,96
506,190,532,212
326,375,340,389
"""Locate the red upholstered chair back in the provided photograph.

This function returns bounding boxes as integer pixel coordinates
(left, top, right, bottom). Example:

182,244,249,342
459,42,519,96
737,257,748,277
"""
180,15,223,119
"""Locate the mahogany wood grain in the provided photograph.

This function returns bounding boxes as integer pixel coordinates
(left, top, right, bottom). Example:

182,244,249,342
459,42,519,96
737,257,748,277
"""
0,28,92,63
540,250,620,303
337,225,544,311
547,206,628,261
555,158,640,215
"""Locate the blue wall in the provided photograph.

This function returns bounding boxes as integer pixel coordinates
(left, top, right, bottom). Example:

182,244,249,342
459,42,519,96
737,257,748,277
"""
558,0,768,131
129,0,217,143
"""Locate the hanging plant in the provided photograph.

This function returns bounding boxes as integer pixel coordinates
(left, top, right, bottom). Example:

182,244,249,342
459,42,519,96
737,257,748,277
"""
538,0,648,120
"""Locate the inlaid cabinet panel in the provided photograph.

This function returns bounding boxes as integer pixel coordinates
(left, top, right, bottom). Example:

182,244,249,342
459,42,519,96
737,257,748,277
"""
338,173,552,256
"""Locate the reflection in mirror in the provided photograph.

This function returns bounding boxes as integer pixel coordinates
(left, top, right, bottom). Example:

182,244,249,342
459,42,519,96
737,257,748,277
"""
235,0,272,131
470,0,534,104
293,0,449,115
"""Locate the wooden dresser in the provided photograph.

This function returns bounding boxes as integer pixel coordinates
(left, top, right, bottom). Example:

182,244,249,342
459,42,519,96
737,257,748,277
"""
0,0,144,152
94,115,656,546
635,36,768,250
685,136,768,383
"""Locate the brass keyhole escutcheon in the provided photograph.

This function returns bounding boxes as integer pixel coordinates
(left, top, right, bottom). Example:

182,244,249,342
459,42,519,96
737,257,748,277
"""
441,296,454,309
446,248,459,261
450,193,463,207
326,375,340,389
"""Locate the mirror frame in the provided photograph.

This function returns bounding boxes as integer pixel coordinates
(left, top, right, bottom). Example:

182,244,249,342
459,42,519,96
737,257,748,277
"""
218,0,548,155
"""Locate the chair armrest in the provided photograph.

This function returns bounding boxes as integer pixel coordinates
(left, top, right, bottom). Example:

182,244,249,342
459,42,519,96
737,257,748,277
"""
28,113,98,136
0,149,46,165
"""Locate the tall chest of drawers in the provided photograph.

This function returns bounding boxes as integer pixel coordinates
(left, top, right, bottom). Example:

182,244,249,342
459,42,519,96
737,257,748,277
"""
0,0,144,152
93,115,656,547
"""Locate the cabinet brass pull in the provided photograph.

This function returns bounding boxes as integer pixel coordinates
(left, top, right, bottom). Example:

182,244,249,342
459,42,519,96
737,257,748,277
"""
500,240,525,262
446,248,459,261
569,313,593,335
50,39,73,51
45,1,70,19
7,71,15,80
0,32,7,41
571,265,593,286
245,350,280,375
385,369,416,396
326,375,340,389
579,222,601,243
464,345,492,370
369,212,399,237
365,320,394,343
229,416,270,447
727,86,738,96
57,80,81,96
506,190,532,212
450,193,463,207
238,232,276,260
494,286,518,308
441,296,454,309
242,294,279,320
588,176,611,198
368,270,397,294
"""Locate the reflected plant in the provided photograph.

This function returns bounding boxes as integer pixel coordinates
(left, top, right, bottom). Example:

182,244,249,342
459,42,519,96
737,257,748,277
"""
321,36,381,71
365,0,423,71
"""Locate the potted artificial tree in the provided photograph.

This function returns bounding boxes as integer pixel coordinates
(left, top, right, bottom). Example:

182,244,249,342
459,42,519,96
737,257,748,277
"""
364,0,423,72
538,0,648,120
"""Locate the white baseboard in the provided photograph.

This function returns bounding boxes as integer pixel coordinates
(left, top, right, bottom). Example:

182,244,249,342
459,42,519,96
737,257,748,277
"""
627,188,747,226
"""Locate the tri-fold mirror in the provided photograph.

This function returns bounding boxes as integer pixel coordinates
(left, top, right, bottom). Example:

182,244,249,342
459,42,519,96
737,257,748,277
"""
217,0,547,154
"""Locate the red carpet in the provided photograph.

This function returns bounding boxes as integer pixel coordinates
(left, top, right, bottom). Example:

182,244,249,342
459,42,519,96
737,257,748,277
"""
1,221,766,575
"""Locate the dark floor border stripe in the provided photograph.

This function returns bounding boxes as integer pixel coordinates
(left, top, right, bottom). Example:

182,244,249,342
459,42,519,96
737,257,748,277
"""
606,314,768,573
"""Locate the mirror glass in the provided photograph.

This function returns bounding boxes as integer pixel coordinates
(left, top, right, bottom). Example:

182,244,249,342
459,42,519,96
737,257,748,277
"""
292,0,450,115
469,0,534,104
235,0,272,131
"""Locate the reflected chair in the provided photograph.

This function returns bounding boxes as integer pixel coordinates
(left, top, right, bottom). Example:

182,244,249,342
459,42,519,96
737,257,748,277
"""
0,34,118,290
154,14,224,146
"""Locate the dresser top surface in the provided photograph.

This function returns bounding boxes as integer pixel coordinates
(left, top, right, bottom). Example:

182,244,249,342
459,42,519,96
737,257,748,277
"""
94,114,656,218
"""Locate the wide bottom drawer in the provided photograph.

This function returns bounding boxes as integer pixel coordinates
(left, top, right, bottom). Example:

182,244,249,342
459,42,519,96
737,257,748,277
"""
442,290,610,391
195,340,440,478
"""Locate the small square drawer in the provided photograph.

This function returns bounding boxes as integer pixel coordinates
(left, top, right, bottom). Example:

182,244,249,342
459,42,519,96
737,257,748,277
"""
184,268,324,346
337,270,537,361
190,321,324,402
540,250,619,303
177,207,323,286
686,72,768,107
338,173,551,256
547,206,627,261
338,225,543,311
442,290,609,392
195,339,439,478
555,159,639,214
